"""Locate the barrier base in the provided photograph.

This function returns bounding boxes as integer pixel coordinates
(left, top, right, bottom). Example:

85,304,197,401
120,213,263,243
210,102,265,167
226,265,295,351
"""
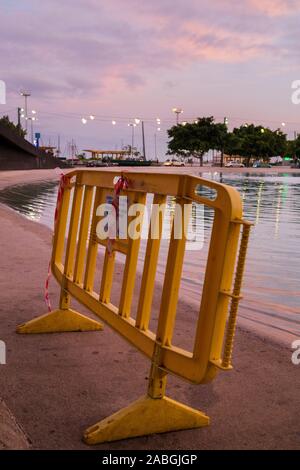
83,395,209,445
16,308,103,334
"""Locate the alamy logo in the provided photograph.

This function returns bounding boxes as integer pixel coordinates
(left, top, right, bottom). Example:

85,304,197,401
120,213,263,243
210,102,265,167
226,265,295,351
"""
0,80,6,104
291,339,300,365
0,340,6,365
95,196,204,251
291,80,300,105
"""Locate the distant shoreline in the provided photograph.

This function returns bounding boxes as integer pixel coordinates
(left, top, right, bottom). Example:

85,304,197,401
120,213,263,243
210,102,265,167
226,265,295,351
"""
0,165,299,190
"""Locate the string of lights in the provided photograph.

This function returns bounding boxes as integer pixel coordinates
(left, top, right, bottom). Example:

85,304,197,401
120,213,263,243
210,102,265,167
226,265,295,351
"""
2,105,299,131
28,110,299,130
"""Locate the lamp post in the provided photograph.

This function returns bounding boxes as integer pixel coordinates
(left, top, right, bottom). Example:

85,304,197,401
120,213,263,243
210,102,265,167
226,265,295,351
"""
20,91,31,134
17,107,22,133
141,121,146,160
172,107,183,124
221,117,228,168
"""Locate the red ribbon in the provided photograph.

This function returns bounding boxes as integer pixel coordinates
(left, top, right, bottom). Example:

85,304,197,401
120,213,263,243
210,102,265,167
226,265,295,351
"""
54,173,68,225
107,174,129,255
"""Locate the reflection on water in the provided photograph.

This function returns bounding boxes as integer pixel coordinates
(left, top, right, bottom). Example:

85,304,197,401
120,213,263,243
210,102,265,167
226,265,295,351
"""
0,180,58,227
207,172,300,342
0,173,299,343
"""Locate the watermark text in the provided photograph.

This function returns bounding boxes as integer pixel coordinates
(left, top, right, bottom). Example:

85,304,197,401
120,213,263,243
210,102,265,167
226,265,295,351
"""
0,80,6,104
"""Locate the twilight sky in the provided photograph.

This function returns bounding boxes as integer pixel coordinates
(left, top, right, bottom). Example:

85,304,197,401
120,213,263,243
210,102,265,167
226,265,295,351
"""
1,0,300,157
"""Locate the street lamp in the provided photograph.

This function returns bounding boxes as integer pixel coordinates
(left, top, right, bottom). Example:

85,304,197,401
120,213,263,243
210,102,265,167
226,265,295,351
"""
20,90,31,134
172,107,183,124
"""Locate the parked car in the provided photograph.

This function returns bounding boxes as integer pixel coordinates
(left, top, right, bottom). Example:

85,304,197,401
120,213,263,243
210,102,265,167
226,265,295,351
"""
225,161,245,168
252,162,272,168
173,160,185,167
163,159,185,167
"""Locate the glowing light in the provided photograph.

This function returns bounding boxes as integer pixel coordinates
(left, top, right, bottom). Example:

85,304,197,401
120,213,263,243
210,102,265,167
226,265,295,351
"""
89,115,95,120
81,118,87,124
281,122,286,127
157,127,161,131
21,114,25,118
112,120,116,125
134,118,140,124
181,121,187,126
172,107,183,114
31,110,36,114
194,120,198,124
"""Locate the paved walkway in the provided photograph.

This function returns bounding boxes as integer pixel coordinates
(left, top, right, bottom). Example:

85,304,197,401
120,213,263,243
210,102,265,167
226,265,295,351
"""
0,169,299,449
0,202,299,449
0,399,30,449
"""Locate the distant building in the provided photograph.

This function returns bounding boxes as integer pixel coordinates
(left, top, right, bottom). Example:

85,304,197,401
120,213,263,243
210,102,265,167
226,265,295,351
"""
83,149,131,160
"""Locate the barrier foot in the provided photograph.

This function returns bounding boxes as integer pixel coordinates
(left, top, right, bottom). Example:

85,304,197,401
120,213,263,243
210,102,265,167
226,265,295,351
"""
83,395,209,445
16,309,103,334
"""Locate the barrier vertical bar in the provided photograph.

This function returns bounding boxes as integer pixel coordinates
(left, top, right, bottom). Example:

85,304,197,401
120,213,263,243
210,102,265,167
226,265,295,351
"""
99,250,116,303
136,194,166,330
84,187,104,293
64,179,84,279
73,186,94,285
119,192,146,318
156,198,191,346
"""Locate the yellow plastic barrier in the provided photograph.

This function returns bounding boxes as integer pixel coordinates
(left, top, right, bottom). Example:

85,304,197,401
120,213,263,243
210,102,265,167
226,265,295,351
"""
17,169,251,444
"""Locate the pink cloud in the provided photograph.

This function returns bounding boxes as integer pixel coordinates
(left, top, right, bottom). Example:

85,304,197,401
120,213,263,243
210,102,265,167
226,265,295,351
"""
159,21,273,63
248,0,300,16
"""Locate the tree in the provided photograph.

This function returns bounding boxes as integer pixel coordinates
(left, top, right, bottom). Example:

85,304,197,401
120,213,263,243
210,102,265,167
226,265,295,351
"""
287,135,300,158
224,124,287,166
167,116,227,166
0,115,26,138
